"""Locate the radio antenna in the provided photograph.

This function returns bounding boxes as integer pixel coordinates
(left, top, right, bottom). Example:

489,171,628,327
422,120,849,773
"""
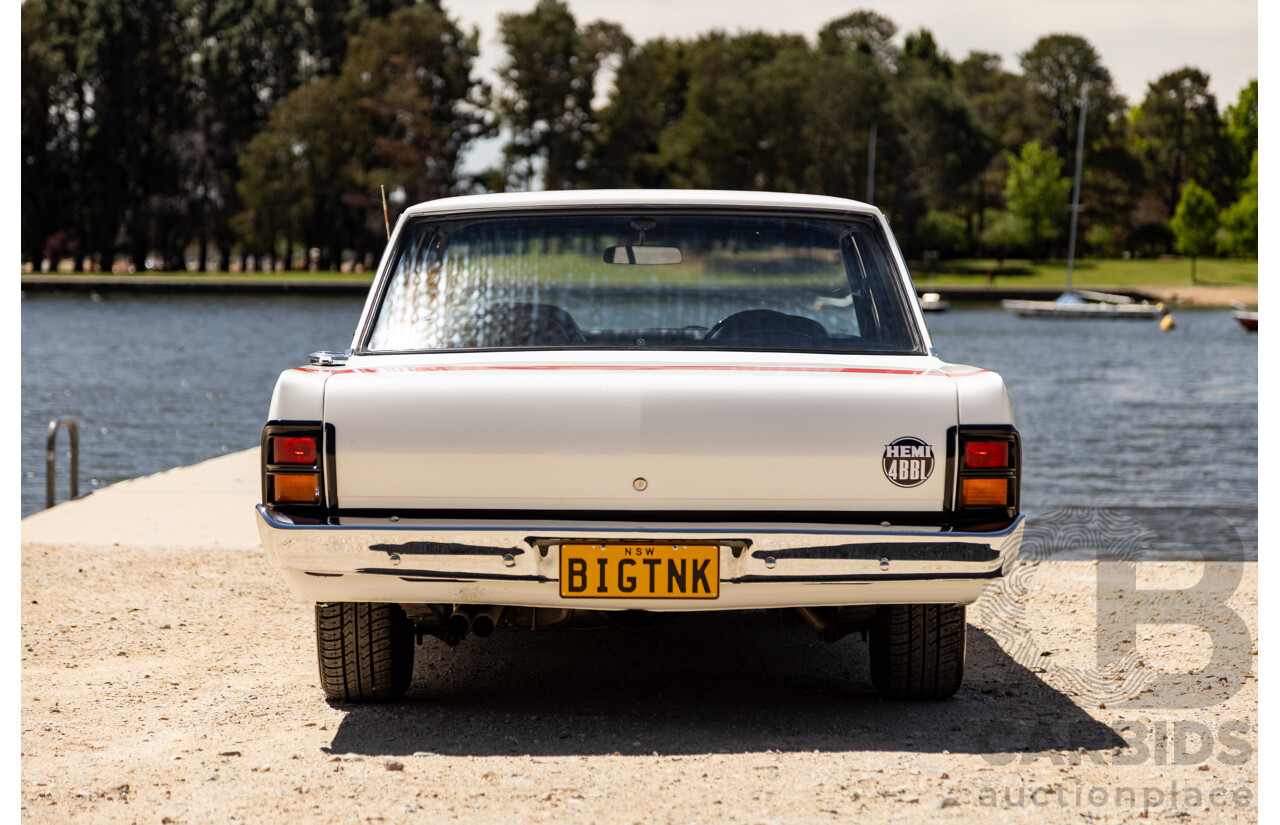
381,185,391,240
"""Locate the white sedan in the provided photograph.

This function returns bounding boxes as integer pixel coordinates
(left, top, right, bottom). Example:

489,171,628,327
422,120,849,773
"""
257,190,1023,702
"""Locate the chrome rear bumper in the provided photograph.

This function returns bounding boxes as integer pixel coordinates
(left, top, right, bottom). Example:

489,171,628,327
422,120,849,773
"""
257,505,1023,610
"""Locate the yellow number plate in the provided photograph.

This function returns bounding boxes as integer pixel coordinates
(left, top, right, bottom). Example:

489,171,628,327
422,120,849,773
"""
559,543,720,599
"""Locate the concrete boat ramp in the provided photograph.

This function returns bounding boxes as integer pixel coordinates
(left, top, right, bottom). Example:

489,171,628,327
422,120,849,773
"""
21,448,262,551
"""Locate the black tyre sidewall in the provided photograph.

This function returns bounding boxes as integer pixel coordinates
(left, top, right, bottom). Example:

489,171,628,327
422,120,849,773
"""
315,602,414,702
869,603,966,700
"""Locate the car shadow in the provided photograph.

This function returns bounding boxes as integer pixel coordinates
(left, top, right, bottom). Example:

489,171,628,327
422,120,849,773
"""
325,611,1124,758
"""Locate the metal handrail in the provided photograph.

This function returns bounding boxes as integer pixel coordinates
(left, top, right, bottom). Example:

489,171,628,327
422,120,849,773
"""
45,418,80,509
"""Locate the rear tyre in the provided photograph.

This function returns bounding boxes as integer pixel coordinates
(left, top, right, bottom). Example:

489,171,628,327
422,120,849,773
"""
869,604,966,700
315,602,414,702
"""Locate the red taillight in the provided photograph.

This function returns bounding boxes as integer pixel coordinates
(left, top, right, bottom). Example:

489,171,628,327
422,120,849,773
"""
273,436,317,465
953,428,1019,521
964,441,1010,469
263,423,326,510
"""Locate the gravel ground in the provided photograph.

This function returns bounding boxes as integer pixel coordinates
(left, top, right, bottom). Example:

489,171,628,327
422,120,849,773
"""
21,548,1256,824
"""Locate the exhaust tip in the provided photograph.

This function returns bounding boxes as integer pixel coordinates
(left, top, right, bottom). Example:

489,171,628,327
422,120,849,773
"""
446,609,471,638
470,606,504,638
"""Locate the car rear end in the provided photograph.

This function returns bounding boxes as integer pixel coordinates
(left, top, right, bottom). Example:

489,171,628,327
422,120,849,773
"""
256,190,1023,702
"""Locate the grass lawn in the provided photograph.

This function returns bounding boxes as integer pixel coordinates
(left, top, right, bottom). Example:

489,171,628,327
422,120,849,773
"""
31,270,376,281
908,257,1257,289
90,255,843,289
27,256,1258,290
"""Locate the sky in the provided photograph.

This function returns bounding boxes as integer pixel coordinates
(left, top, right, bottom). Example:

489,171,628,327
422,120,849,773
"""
443,0,1259,106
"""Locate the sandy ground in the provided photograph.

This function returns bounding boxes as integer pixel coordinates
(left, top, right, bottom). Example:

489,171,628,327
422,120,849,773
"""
21,455,1258,823
1133,285,1258,309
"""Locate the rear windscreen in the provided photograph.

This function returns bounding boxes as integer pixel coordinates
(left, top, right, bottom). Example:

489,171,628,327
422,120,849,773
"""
364,210,924,355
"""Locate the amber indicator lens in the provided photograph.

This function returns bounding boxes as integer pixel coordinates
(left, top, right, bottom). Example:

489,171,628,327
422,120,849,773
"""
964,441,1010,469
272,473,320,504
961,478,1009,507
273,436,318,465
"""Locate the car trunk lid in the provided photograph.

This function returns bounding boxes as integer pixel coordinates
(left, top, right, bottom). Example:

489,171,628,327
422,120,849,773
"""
322,355,958,514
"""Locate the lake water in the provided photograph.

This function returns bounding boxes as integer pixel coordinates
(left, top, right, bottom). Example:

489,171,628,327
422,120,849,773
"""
21,293,1257,558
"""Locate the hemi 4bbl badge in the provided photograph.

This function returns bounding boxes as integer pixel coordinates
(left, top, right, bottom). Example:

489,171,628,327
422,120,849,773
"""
883,436,935,487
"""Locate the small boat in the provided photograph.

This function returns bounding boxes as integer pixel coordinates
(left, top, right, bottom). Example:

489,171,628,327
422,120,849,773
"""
919,292,950,312
1231,309,1258,331
1002,290,1165,320
1002,85,1164,324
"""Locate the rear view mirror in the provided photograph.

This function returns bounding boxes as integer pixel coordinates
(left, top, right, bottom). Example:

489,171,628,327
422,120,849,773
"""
603,245,682,265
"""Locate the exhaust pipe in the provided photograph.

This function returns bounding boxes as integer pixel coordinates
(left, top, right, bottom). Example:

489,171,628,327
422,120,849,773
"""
446,605,476,638
794,606,840,644
470,605,504,638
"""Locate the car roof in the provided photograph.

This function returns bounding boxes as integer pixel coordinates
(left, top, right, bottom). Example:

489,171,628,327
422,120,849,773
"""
401,189,883,218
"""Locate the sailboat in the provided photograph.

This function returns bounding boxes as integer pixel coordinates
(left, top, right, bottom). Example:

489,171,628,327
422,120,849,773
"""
1002,289,1164,319
1002,83,1165,321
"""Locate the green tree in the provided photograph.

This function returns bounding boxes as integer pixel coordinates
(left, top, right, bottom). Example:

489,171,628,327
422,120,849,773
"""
652,30,808,190
1084,222,1124,257
191,0,420,270
816,9,898,69
337,3,490,255
955,51,1047,254
1224,80,1257,172
302,0,424,81
595,20,896,199
21,0,72,267
1222,79,1258,202
1218,152,1257,256
957,51,1045,152
233,118,307,269
1003,140,1071,260
902,28,953,79
26,0,192,270
791,51,890,198
731,46,815,193
980,210,1029,265
237,5,487,269
22,0,474,273
1019,35,1124,174
1020,36,1143,254
1080,110,1145,252
884,36,995,250
1169,181,1219,283
186,0,310,269
1132,68,1228,218
497,0,631,190
592,38,693,188
22,0,115,270
1224,80,1258,154
916,211,968,257
739,44,891,197
236,78,341,269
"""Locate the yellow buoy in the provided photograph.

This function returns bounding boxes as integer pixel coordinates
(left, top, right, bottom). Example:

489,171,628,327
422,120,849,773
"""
1159,313,1177,331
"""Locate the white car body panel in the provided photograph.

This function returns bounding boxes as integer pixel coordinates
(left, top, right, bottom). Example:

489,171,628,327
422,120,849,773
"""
399,188,884,217
267,365,328,421
951,367,1017,425
319,350,971,512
